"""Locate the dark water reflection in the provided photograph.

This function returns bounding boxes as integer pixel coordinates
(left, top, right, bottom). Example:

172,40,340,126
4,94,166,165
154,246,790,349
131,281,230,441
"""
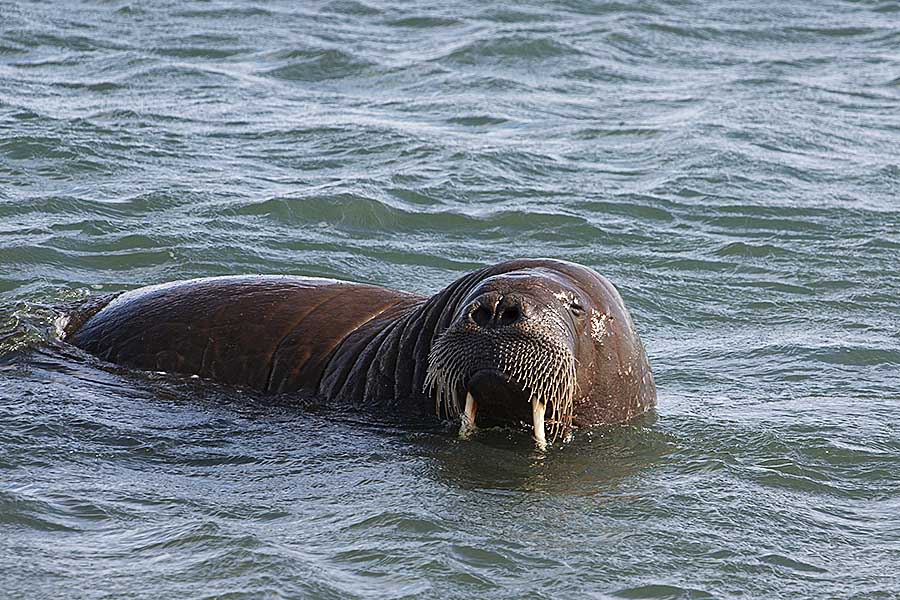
424,415,673,496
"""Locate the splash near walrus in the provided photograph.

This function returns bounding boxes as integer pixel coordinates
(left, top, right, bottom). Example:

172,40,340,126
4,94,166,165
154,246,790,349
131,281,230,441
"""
63,259,656,448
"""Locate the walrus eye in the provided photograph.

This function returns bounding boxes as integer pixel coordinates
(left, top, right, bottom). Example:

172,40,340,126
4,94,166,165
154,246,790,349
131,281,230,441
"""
570,302,586,318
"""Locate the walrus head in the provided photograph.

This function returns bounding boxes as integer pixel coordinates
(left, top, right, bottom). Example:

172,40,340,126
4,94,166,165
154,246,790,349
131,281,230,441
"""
424,260,655,449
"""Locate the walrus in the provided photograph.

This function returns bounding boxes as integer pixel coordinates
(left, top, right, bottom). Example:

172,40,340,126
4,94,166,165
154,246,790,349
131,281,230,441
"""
62,259,656,448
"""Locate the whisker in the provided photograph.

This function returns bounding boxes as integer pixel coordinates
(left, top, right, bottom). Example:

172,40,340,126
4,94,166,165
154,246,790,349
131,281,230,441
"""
424,320,577,442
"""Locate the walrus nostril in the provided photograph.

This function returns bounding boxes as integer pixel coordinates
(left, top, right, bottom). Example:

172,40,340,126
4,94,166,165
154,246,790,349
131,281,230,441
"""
469,294,525,329
471,304,493,327
499,305,521,326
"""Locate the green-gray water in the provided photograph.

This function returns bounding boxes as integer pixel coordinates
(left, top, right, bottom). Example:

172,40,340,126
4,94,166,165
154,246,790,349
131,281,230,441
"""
2,1,899,598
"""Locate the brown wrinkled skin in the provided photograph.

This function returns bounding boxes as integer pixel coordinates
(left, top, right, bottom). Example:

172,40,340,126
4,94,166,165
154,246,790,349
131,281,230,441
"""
66,259,656,427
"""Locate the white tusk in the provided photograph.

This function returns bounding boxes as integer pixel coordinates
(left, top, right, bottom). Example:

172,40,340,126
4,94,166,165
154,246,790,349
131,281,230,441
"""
532,398,547,451
459,392,477,439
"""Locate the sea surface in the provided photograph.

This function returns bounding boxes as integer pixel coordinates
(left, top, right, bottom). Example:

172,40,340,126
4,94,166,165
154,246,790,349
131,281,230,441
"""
1,1,899,598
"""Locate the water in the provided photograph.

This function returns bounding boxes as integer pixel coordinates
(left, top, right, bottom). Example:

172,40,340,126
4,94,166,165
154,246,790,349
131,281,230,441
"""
2,1,899,597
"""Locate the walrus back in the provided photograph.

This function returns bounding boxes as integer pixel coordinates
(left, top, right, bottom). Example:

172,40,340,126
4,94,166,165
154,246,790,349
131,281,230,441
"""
66,276,423,393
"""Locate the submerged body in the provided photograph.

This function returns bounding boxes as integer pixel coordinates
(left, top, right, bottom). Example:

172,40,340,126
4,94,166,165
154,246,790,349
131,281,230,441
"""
65,259,656,445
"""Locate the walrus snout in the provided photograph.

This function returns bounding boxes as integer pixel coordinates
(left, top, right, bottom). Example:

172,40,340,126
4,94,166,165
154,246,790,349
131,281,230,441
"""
424,284,579,448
